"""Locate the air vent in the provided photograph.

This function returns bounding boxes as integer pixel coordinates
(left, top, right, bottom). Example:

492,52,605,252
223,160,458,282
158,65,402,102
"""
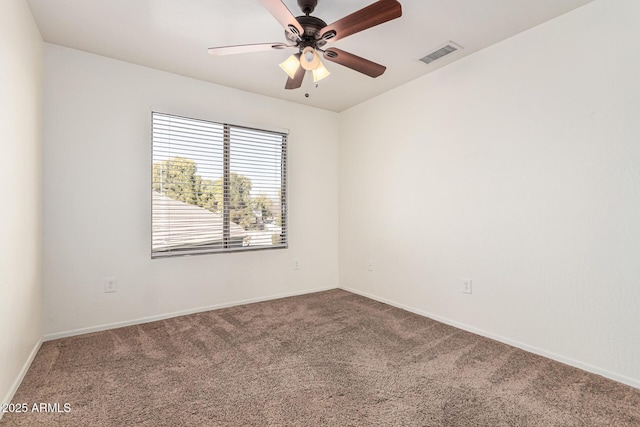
420,42,463,65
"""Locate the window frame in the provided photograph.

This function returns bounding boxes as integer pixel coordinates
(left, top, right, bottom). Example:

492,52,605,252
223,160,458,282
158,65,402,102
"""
151,111,288,258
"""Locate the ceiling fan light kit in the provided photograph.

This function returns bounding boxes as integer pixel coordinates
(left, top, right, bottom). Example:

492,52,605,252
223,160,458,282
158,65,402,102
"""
279,54,301,79
312,62,331,83
300,46,320,71
208,0,402,90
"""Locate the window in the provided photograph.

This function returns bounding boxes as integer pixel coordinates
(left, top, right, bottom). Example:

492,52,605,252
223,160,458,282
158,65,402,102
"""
151,112,287,258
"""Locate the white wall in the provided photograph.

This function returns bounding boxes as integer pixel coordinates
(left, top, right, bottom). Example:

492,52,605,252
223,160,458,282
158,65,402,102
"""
42,45,339,337
339,0,640,387
0,0,43,409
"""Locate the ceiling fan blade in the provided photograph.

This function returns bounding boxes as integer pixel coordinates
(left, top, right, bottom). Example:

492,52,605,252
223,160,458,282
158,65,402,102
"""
259,0,304,39
207,43,292,56
323,48,386,78
318,0,402,43
285,61,306,90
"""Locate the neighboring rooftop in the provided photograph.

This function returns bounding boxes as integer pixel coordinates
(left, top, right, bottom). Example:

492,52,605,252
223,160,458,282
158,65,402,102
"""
152,191,246,252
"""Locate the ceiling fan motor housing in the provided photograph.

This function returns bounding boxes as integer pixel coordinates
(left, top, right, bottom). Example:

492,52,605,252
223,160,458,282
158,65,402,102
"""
285,15,327,47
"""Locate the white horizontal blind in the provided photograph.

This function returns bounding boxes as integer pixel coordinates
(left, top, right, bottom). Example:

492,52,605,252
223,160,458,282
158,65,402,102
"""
152,112,287,258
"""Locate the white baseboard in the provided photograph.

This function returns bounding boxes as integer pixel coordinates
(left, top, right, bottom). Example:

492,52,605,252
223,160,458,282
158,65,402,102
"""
339,285,640,390
1,338,43,421
44,286,338,341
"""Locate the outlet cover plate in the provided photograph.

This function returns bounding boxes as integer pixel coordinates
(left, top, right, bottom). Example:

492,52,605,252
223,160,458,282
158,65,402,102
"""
104,277,117,293
463,279,472,294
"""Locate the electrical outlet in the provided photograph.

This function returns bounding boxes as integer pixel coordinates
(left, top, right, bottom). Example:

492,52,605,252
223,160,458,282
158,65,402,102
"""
368,260,373,272
463,279,472,294
104,277,117,293
293,259,300,270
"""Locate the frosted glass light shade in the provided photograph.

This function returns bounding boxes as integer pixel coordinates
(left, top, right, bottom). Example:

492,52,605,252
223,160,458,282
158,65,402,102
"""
279,54,300,79
312,62,330,82
300,46,320,71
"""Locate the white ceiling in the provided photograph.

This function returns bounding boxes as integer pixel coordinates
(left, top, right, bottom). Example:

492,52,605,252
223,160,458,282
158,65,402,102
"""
27,0,594,112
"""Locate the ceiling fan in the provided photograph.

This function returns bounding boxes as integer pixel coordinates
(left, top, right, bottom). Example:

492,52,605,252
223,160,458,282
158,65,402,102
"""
207,0,402,89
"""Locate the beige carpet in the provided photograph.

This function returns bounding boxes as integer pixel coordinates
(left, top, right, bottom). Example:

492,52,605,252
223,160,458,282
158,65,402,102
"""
3,289,640,426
